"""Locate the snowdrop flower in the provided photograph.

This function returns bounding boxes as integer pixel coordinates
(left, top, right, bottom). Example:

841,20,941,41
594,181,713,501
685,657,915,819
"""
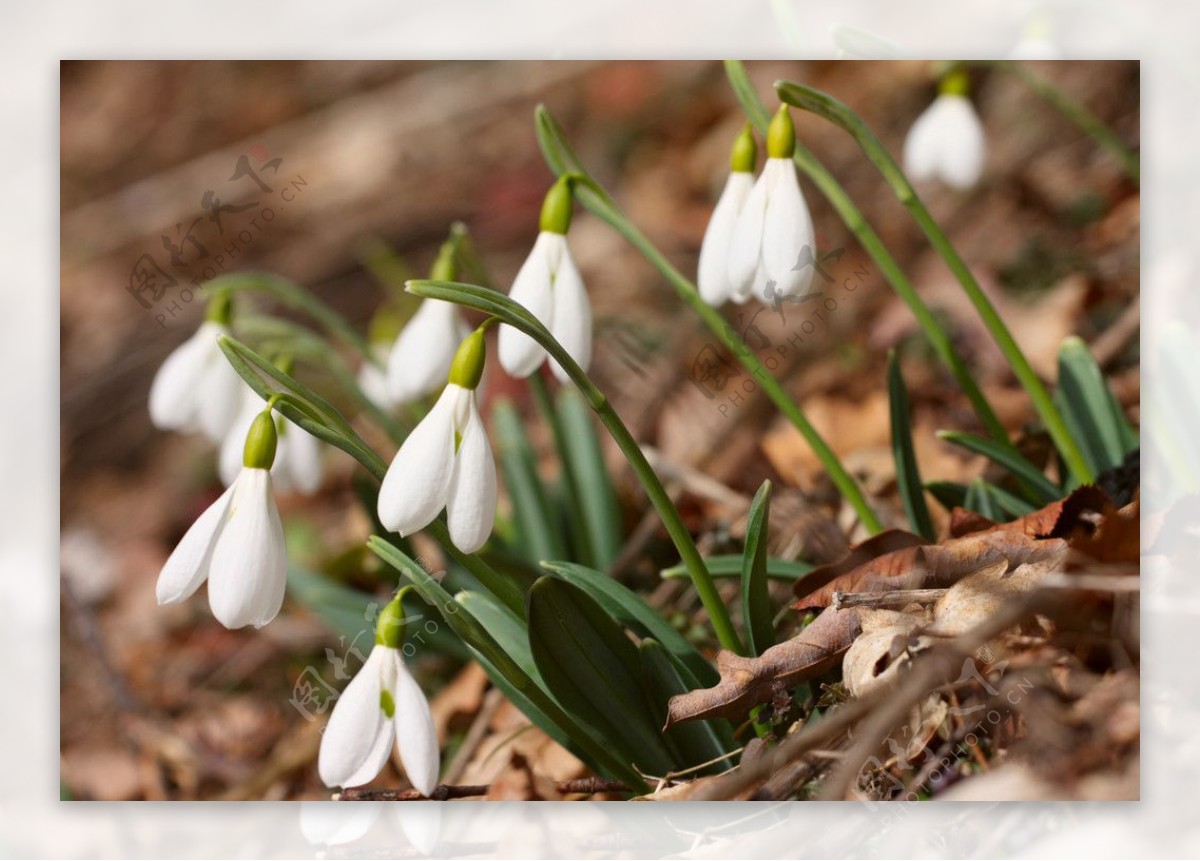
498,177,592,382
698,124,757,306
378,327,496,553
219,382,322,494
387,244,471,404
148,293,242,442
318,595,440,795
902,71,987,191
728,106,816,304
156,409,287,629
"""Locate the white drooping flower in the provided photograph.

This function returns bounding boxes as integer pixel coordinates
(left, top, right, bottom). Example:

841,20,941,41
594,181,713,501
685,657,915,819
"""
728,106,816,304
698,124,757,306
378,329,496,553
148,298,243,442
903,73,986,191
498,177,591,382
219,385,323,494
156,410,287,629
318,598,439,795
387,298,471,404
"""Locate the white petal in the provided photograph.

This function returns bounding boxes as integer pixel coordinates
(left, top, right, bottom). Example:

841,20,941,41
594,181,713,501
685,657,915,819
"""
377,386,460,536
698,172,754,305
390,657,440,797
760,158,816,298
276,420,323,495
387,300,463,405
148,323,214,431
727,169,771,298
196,332,244,443
498,232,556,378
155,482,236,605
318,647,396,788
206,468,288,629
547,241,592,382
933,96,986,190
445,396,497,553
357,359,391,408
904,95,985,190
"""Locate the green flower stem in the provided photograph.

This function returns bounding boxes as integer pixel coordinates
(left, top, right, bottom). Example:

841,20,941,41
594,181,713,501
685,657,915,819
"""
981,60,1139,186
533,106,883,535
217,334,525,615
724,61,1010,449
206,272,376,365
408,279,746,655
775,80,1094,485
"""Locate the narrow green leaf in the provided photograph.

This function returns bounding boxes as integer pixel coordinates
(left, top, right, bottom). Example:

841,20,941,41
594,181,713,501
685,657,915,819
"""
368,536,647,790
938,430,1061,503
927,479,1035,520
964,479,1001,521
740,481,775,656
541,561,718,687
1054,336,1137,475
926,480,968,513
660,556,813,583
556,386,623,570
888,352,936,540
638,639,734,773
527,576,677,775
492,399,568,563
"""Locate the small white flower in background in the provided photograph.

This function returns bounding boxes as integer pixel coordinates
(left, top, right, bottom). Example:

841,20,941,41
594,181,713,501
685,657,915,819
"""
156,409,288,629
378,328,496,553
698,123,757,306
902,70,986,191
148,294,242,442
318,596,440,796
357,343,391,408
219,384,323,494
1008,14,1059,60
498,176,592,382
728,105,816,304
387,243,471,405
387,299,471,404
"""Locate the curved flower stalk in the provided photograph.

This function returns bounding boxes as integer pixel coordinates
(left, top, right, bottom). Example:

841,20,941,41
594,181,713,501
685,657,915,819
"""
728,105,816,303
902,70,986,190
148,293,242,442
498,176,592,382
318,595,439,795
219,382,323,494
156,408,288,629
698,124,757,306
378,326,497,553
387,243,471,405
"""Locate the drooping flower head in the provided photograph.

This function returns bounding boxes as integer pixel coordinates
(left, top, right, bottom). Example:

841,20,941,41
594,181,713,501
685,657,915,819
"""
498,176,592,381
148,292,243,442
698,123,757,306
902,70,986,191
386,242,471,405
156,406,288,629
728,105,816,304
318,593,440,795
378,326,497,553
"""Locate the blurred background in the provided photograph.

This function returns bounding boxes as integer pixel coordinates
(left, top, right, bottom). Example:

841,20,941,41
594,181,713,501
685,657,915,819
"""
59,60,1138,800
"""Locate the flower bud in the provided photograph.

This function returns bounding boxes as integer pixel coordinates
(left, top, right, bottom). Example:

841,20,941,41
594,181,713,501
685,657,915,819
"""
375,593,407,649
242,409,278,469
447,327,487,390
429,242,458,282
538,176,574,235
730,123,758,173
766,105,795,159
